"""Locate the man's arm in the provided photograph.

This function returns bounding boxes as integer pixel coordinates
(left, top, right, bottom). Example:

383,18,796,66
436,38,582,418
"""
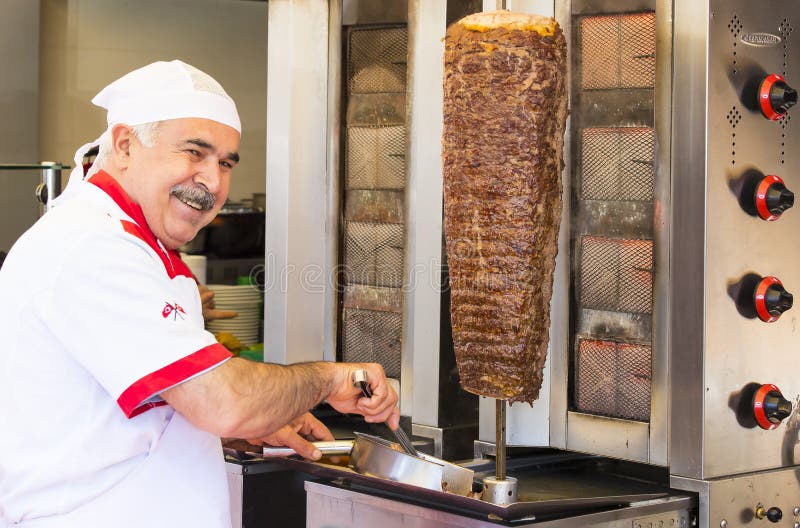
160,358,398,440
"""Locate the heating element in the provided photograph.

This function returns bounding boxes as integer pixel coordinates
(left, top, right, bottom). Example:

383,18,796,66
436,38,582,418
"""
570,10,657,427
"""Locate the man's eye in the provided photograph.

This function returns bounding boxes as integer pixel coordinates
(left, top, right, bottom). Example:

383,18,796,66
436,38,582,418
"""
220,161,233,170
187,149,201,157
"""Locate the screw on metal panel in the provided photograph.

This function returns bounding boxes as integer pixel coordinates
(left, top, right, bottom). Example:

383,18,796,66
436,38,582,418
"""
794,523,800,528
794,506,800,516
720,521,728,528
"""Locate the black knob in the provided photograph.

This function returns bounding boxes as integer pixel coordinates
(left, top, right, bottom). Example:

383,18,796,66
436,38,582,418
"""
770,83,797,114
753,175,794,221
754,276,793,322
766,506,783,523
760,74,798,120
765,183,794,215
763,392,792,423
753,384,793,430
763,284,793,316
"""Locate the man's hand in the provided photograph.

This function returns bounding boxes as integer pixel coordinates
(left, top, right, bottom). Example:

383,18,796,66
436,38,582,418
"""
326,363,400,430
198,284,238,322
248,412,334,460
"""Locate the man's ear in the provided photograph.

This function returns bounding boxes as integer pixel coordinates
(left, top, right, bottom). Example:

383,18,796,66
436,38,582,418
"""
110,124,135,170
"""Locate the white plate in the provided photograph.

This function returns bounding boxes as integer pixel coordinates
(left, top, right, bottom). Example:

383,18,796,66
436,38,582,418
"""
214,305,259,312
209,291,261,301
209,286,260,294
207,321,259,328
215,302,260,309
207,324,259,332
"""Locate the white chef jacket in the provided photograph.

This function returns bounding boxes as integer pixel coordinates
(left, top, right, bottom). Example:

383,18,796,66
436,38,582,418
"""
0,171,233,527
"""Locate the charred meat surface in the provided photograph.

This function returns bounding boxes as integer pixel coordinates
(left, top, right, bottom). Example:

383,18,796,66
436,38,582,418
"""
442,10,568,403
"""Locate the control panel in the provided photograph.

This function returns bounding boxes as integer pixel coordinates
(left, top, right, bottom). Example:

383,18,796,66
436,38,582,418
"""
671,0,800,481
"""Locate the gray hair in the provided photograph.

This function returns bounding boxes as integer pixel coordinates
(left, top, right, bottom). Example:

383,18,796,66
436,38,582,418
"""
86,121,161,177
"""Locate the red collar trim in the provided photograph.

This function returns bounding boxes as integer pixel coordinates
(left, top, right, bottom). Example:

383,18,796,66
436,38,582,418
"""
88,170,195,281
88,170,151,235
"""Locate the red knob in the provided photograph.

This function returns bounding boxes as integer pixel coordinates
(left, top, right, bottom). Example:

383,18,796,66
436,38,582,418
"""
752,384,792,430
759,74,798,120
754,175,794,221
754,276,793,322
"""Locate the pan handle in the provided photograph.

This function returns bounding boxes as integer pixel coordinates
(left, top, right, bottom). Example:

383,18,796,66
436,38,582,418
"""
261,440,354,458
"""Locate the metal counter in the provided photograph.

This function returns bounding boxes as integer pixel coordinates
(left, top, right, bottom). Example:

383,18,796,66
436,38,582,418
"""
305,480,696,528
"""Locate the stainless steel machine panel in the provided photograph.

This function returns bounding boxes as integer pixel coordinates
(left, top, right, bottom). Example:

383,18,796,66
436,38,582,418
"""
672,466,800,528
305,480,696,528
671,0,800,479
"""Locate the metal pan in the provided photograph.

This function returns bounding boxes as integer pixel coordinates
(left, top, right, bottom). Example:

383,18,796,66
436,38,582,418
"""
262,432,474,495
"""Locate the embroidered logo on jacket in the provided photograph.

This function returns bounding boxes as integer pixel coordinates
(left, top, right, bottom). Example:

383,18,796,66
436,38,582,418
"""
162,302,186,320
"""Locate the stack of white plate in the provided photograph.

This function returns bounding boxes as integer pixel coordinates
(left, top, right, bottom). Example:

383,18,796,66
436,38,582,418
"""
205,284,262,346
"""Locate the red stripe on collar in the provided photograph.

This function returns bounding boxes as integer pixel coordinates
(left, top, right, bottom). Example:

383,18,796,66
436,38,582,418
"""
89,170,195,280
88,170,149,232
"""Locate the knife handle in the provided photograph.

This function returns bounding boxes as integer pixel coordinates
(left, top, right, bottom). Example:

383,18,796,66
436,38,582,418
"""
352,368,373,398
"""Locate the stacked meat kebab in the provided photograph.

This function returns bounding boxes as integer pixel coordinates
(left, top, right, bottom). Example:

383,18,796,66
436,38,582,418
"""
442,10,568,502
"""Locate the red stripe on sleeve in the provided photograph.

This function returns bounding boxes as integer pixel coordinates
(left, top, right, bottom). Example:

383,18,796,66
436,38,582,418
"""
118,343,233,418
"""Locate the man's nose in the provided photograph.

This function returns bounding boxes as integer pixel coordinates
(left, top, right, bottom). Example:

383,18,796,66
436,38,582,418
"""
195,158,223,193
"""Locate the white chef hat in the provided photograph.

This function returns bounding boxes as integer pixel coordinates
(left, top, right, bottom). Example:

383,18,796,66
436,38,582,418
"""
93,59,241,132
56,60,240,207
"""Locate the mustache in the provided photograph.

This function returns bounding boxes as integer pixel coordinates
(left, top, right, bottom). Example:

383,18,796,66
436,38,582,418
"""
170,184,216,212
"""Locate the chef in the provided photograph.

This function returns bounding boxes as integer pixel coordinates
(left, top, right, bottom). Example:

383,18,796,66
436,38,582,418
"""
0,60,399,527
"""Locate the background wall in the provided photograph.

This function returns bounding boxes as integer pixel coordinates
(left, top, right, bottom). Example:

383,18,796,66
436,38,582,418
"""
0,0,41,252
38,0,268,202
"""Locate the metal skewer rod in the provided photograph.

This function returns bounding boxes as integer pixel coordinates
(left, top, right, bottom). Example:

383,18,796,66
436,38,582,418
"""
496,398,506,480
482,398,517,505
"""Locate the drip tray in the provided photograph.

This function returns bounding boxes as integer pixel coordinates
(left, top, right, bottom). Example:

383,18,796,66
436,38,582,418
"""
266,451,686,522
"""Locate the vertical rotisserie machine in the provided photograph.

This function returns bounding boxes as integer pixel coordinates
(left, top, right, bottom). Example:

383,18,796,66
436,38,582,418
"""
263,0,800,525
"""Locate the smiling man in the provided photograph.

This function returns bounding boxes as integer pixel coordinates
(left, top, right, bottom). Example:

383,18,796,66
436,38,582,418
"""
0,60,399,527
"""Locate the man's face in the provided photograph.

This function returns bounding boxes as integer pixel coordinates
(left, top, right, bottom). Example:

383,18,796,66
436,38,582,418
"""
120,118,240,250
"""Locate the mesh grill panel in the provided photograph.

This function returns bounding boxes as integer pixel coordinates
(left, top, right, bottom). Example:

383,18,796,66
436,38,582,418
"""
342,307,402,378
343,222,404,288
581,128,654,201
580,236,653,314
574,338,651,421
581,13,656,90
346,126,406,190
348,28,408,94
341,26,407,380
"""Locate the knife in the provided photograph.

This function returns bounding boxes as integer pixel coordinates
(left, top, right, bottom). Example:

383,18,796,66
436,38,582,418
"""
352,369,419,457
262,440,353,458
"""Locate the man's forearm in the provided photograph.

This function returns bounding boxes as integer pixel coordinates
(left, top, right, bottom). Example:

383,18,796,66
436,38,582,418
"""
162,357,340,438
